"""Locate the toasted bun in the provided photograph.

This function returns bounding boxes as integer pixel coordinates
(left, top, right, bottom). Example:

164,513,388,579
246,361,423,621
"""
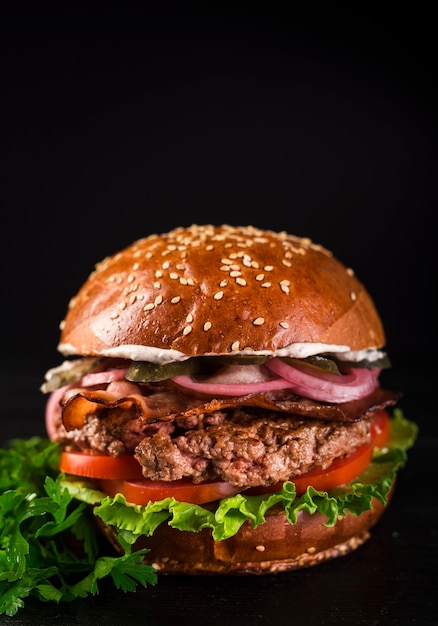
98,496,389,574
59,224,385,358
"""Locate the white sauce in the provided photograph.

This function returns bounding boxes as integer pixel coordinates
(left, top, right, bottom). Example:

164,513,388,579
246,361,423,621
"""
58,341,385,364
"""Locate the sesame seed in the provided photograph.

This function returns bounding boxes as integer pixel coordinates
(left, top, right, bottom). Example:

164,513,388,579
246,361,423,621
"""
220,265,230,272
180,277,188,285
154,295,163,305
261,282,271,288
127,273,135,283
350,291,357,301
253,317,265,326
220,279,228,287
133,262,140,270
169,272,179,280
236,277,247,286
162,261,170,269
282,259,292,267
144,303,155,311
203,321,212,331
230,270,241,277
214,291,224,300
280,321,289,328
110,312,119,320
231,341,240,351
255,545,266,552
171,296,181,304
155,270,163,278
154,281,161,289
183,325,192,336
119,301,127,310
129,294,137,304
186,313,194,323
264,265,273,271
280,283,290,294
346,267,355,276
255,274,264,281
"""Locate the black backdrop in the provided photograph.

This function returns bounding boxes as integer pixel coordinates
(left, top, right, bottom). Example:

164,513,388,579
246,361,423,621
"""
1,4,436,431
1,7,437,624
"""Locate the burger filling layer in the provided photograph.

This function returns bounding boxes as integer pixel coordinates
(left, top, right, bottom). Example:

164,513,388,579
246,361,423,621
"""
45,358,399,490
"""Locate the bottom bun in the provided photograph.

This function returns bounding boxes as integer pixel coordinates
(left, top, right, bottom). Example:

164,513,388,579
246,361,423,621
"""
97,496,390,575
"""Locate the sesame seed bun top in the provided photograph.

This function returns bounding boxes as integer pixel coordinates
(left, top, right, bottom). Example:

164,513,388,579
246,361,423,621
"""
58,224,385,361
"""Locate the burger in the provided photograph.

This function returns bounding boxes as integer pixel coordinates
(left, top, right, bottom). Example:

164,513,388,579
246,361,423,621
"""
41,224,416,574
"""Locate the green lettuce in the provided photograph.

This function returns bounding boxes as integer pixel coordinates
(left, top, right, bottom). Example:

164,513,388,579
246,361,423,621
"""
0,410,417,616
88,409,417,542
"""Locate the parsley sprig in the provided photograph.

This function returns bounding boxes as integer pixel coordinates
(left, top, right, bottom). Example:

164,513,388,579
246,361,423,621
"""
0,437,157,617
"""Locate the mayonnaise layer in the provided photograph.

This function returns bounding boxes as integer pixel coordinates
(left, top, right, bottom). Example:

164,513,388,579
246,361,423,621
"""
58,341,385,364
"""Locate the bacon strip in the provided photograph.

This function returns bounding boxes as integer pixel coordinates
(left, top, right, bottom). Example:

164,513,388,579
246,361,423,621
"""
61,379,400,432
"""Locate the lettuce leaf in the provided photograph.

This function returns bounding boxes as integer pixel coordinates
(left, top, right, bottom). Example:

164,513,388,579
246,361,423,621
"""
81,409,418,540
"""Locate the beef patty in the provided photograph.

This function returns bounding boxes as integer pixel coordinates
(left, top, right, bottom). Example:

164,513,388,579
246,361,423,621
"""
133,408,371,486
53,391,374,488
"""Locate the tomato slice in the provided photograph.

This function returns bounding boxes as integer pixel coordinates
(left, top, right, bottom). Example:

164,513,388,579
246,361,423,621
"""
247,411,391,497
292,442,373,495
59,451,144,480
245,442,374,497
97,477,242,505
370,410,391,448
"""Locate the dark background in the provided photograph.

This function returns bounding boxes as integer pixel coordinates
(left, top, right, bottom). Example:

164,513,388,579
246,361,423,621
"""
0,5,437,624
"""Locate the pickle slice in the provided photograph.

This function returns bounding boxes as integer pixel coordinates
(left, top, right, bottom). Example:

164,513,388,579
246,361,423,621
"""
126,354,269,383
333,354,391,370
126,359,202,382
280,356,342,375
281,353,391,374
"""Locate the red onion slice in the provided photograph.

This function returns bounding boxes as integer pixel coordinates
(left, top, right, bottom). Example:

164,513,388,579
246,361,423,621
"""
45,383,70,439
80,368,128,387
171,373,292,396
264,358,380,403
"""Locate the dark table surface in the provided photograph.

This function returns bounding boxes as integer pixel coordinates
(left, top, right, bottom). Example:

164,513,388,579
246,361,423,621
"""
1,361,436,626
